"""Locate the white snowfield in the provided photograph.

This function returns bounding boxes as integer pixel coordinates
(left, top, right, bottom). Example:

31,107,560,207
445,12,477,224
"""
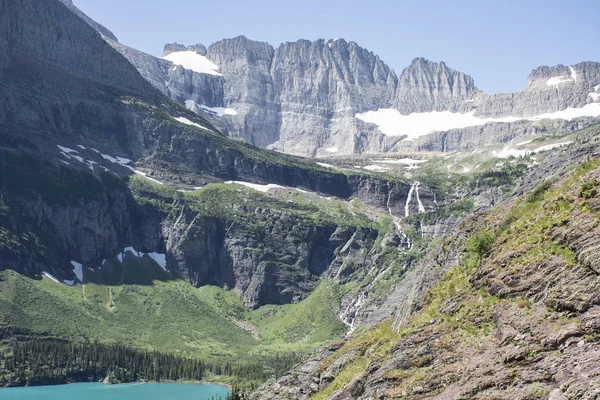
57,144,164,185
173,116,210,131
325,147,339,153
225,180,284,192
108,247,168,272
546,66,578,87
494,141,573,159
376,158,428,165
42,272,60,283
162,51,222,76
316,162,335,168
355,103,600,141
516,140,533,146
70,261,83,282
99,150,164,185
363,165,390,172
57,145,103,172
188,101,238,117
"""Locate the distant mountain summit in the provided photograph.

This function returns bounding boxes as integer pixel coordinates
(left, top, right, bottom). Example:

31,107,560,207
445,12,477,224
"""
393,57,483,114
114,34,599,156
55,2,599,157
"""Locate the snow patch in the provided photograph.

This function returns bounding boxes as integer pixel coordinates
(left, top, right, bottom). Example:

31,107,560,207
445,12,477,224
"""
174,116,210,130
133,170,164,185
356,109,519,140
71,155,85,163
356,104,600,140
516,139,533,146
113,247,168,271
225,180,284,193
57,145,78,155
100,152,163,185
376,158,427,165
42,272,60,284
316,162,335,168
363,165,390,172
70,261,83,282
534,141,573,153
63,280,75,286
124,246,142,257
494,141,573,159
546,76,572,87
589,93,600,101
325,147,339,153
148,253,168,272
177,186,204,193
162,51,222,76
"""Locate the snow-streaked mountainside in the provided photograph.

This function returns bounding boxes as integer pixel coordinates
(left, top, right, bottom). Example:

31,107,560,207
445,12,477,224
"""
104,31,600,157
5,1,600,397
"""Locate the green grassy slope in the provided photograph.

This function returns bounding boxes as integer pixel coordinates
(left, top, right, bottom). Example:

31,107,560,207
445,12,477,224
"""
0,263,347,360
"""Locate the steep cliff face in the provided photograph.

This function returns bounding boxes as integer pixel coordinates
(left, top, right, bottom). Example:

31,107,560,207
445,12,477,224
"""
206,36,279,148
393,57,483,114
475,61,600,118
56,0,118,41
106,22,599,157
101,13,600,158
268,39,397,156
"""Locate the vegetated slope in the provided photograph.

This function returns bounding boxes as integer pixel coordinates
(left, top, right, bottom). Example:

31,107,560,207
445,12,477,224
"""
250,125,600,399
0,0,434,388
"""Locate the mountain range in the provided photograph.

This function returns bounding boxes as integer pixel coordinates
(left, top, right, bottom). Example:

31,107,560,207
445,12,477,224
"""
106,33,600,157
2,0,600,399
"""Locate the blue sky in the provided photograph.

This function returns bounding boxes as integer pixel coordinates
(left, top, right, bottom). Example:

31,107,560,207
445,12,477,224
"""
75,0,599,94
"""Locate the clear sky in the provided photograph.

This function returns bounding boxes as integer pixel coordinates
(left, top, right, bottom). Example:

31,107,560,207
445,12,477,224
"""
74,0,599,94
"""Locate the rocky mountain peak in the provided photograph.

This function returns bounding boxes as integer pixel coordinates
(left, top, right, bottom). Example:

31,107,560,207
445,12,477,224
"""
393,57,482,113
56,0,118,42
163,42,207,56
207,36,275,63
524,61,600,90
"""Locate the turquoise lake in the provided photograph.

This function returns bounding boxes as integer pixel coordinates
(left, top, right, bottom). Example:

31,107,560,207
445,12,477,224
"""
0,382,230,399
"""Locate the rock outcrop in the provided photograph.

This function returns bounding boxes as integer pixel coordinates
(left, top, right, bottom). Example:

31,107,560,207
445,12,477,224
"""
251,124,600,400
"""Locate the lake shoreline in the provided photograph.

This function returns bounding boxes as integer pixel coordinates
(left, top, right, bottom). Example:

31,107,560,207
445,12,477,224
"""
1,381,232,400
1,379,231,391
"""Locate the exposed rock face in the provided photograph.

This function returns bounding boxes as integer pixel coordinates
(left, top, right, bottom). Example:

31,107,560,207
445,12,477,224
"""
393,57,484,113
206,36,279,148
268,38,397,156
475,61,600,118
163,42,207,56
109,27,600,156
56,0,118,42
